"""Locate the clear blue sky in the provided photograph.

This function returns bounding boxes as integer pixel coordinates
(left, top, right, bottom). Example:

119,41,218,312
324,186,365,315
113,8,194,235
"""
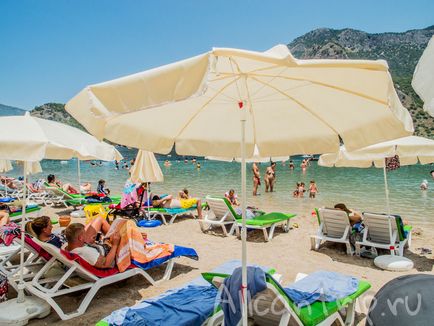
1,0,433,109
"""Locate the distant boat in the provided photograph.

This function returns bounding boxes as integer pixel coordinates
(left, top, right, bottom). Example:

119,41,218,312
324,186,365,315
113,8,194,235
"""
60,160,68,164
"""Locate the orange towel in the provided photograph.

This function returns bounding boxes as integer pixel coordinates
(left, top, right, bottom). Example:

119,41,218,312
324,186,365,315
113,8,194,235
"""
111,219,173,272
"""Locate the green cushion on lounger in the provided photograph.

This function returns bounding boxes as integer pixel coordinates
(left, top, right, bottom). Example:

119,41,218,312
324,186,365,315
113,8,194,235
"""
9,206,41,217
265,274,371,326
203,271,371,326
244,212,296,226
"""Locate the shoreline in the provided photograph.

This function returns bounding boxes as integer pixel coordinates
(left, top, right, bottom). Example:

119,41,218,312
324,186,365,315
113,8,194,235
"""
24,204,434,325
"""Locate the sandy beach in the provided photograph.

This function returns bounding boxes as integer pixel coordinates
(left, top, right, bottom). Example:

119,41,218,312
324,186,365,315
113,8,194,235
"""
20,204,434,326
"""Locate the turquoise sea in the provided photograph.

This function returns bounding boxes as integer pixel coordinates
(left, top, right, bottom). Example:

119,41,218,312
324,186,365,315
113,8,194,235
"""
4,147,434,226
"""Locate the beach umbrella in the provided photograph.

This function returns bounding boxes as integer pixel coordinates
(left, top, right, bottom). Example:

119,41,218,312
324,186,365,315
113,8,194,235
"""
0,114,122,325
412,36,434,117
0,160,13,173
129,150,164,219
207,145,289,163
66,45,414,324
318,136,434,216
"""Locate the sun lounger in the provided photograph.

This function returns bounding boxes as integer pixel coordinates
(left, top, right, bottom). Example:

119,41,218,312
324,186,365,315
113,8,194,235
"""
96,260,272,326
24,238,198,320
7,204,42,223
203,196,295,241
311,208,354,255
0,235,51,291
205,270,371,326
355,212,412,257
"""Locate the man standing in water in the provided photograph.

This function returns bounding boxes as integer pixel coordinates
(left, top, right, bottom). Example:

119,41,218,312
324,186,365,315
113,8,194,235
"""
252,162,261,196
264,162,276,192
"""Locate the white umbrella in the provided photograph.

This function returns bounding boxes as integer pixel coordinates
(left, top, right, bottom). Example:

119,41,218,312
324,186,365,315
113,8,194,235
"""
318,136,434,216
0,160,13,173
412,36,434,117
129,150,164,219
207,145,289,163
0,115,122,324
66,45,414,324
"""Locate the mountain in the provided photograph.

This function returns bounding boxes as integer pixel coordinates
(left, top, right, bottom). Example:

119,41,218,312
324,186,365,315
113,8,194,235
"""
30,103,85,130
288,25,434,138
0,103,26,116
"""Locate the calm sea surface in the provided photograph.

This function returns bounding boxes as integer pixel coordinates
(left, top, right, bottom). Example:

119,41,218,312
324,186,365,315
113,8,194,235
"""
5,147,434,225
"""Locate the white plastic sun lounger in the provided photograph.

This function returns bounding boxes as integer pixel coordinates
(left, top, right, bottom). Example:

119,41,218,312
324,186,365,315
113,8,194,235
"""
310,208,354,255
355,212,412,256
199,196,239,236
23,238,192,320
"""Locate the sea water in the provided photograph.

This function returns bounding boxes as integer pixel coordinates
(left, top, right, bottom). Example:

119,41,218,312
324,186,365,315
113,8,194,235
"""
5,147,433,225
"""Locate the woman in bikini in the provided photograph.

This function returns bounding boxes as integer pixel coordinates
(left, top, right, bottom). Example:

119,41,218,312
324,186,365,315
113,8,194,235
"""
152,194,203,218
264,162,277,192
252,162,261,196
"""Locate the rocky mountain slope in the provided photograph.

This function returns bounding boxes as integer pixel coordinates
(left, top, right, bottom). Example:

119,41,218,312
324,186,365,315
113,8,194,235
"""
288,25,434,137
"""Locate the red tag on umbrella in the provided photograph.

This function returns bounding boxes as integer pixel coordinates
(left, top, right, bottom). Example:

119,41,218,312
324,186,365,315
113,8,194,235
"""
238,101,244,109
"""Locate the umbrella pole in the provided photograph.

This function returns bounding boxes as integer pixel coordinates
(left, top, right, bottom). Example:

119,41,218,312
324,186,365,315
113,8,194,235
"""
17,161,28,303
77,159,81,192
240,119,248,326
383,165,393,247
147,182,150,220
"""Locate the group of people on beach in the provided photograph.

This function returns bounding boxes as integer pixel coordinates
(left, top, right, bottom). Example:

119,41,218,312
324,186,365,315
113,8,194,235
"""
252,162,277,196
293,180,318,198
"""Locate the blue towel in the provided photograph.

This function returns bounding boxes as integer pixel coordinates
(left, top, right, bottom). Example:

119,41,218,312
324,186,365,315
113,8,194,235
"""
221,266,267,326
132,245,198,270
0,197,15,203
284,271,359,308
121,285,217,326
164,206,196,215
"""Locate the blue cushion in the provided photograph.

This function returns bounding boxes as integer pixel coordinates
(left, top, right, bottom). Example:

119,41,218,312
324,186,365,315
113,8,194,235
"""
137,219,162,228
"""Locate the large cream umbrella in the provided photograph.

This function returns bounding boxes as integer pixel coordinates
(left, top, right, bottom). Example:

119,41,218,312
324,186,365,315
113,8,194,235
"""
66,45,413,324
412,36,434,117
0,114,122,325
207,145,289,163
0,160,13,173
318,136,434,217
129,150,164,219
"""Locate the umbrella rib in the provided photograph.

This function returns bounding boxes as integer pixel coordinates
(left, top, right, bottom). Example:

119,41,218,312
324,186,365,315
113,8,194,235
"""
174,76,242,140
250,76,341,136
248,72,388,105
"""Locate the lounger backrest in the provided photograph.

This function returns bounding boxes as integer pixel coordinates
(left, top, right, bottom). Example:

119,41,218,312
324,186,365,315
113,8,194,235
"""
318,208,350,238
46,186,72,199
206,196,237,221
32,238,98,281
362,212,397,244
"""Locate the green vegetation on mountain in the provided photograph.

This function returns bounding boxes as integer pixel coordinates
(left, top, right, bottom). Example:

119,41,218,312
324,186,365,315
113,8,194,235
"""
30,103,85,131
288,25,434,138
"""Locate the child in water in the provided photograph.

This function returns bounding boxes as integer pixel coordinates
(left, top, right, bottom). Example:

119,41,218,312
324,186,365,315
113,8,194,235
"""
293,182,300,198
309,180,318,198
298,182,306,198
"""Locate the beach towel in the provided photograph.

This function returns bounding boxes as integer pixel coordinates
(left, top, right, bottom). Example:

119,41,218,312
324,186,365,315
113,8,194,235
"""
221,266,267,326
284,270,359,308
0,222,20,246
108,219,174,272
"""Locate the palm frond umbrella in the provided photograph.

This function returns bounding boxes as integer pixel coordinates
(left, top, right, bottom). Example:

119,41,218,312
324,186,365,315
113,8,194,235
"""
412,35,434,117
0,113,122,324
66,44,413,324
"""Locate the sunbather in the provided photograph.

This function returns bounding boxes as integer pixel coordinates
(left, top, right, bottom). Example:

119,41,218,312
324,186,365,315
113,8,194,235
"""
0,176,18,189
152,194,203,218
26,215,111,248
0,204,11,228
64,220,174,272
47,174,79,194
334,203,362,226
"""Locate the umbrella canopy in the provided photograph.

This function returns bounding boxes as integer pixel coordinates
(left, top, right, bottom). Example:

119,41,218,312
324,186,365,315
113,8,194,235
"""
0,112,123,162
318,136,434,168
412,36,434,117
66,44,414,325
0,160,13,173
207,145,289,163
129,150,164,184
66,44,413,156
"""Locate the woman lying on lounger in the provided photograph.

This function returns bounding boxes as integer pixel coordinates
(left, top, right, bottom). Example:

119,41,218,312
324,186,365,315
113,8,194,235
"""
26,215,111,248
334,203,362,226
152,194,203,219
